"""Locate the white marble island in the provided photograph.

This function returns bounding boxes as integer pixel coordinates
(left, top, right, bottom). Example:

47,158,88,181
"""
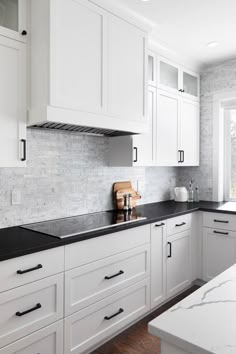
149,265,236,354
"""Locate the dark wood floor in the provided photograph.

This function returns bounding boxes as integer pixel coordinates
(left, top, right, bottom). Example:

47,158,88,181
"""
92,285,199,354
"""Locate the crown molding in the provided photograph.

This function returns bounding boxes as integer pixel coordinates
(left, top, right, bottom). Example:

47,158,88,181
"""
89,0,155,32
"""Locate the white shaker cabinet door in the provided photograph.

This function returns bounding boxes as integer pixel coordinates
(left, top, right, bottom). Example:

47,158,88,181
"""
50,0,107,115
156,89,179,166
0,0,27,42
203,228,236,282
108,13,147,124
166,231,191,299
150,221,167,309
179,98,199,166
0,36,26,167
133,86,156,166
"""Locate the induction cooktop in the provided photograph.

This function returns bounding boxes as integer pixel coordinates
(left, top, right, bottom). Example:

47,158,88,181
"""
20,211,147,239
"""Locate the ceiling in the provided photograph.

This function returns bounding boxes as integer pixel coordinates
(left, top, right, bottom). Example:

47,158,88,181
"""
112,0,236,69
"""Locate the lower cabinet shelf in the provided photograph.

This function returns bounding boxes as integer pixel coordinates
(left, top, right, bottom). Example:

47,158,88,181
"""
64,278,150,354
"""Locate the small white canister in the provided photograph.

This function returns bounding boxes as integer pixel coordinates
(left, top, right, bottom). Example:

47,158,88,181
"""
174,187,188,202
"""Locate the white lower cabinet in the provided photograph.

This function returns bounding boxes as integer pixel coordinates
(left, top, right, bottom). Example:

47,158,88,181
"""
166,230,191,299
64,279,150,354
65,244,150,315
0,273,64,348
0,321,63,354
203,228,236,282
150,222,167,309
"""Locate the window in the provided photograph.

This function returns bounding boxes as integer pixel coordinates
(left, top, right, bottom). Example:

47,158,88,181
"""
224,109,236,201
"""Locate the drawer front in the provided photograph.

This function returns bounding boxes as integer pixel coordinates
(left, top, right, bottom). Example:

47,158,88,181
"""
203,212,236,231
64,279,150,354
0,274,63,348
0,321,63,354
65,244,150,315
65,225,150,270
0,247,64,293
166,214,191,236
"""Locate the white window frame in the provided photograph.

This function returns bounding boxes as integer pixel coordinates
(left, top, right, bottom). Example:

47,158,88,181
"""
213,90,236,201
224,110,233,201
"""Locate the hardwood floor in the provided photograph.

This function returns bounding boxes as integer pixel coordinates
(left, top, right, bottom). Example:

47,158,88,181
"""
92,285,199,354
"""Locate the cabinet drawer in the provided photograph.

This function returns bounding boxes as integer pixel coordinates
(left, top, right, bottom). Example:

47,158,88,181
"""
65,244,150,315
203,212,236,231
0,321,63,354
0,274,63,348
0,247,64,293
65,225,150,270
166,214,191,236
64,279,150,354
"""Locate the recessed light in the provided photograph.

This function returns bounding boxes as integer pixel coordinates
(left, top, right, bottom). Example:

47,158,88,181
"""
141,0,150,2
207,41,220,48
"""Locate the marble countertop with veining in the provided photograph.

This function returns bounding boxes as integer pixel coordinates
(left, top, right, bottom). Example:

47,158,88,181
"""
149,265,236,354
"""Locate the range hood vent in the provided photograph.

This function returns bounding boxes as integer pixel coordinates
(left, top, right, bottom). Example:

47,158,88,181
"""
29,122,135,137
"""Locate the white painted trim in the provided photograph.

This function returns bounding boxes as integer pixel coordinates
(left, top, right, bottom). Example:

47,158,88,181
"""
212,90,236,201
88,0,154,32
149,38,202,73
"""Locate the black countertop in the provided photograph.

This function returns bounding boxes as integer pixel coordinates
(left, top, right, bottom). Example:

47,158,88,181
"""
0,200,235,262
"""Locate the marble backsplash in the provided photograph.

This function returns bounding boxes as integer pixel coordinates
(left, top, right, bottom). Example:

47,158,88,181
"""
0,128,177,228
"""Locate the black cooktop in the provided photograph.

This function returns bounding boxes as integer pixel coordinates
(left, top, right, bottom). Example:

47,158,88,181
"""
20,211,146,239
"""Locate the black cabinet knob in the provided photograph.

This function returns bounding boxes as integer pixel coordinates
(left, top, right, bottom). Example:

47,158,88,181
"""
21,30,27,36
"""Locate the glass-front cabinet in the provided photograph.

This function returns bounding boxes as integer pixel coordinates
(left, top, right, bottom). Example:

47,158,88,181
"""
156,55,199,100
182,70,199,98
0,0,27,42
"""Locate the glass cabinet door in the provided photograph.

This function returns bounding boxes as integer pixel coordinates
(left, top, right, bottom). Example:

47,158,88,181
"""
0,0,18,32
183,71,198,97
0,0,27,41
159,60,178,90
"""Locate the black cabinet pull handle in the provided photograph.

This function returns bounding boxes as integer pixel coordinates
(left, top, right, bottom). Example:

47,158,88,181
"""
21,139,27,161
105,270,124,280
175,222,186,227
21,30,27,36
16,303,41,317
178,150,182,163
133,147,138,163
104,308,124,320
213,230,229,235
167,242,172,258
17,264,43,275
155,223,165,227
178,150,184,163
213,219,229,224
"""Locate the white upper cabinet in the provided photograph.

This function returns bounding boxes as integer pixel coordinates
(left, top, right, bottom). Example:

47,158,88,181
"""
156,90,179,166
109,86,155,166
157,55,200,101
0,36,26,167
0,0,27,42
29,0,148,134
156,89,199,167
179,98,199,166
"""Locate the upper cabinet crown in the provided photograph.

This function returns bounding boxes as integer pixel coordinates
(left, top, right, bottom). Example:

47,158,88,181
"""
148,53,200,101
0,0,27,42
28,0,149,135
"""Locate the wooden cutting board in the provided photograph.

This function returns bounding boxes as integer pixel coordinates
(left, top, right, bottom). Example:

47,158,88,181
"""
113,181,141,210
